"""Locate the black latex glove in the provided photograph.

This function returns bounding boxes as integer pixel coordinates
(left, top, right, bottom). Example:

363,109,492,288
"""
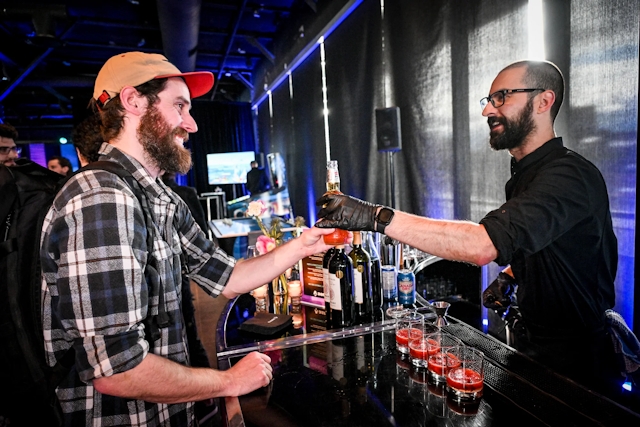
482,272,516,310
315,193,381,232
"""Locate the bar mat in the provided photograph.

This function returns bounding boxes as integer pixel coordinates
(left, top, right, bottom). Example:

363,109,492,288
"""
238,312,293,335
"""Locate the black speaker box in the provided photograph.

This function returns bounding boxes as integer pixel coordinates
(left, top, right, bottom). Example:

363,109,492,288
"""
376,107,402,152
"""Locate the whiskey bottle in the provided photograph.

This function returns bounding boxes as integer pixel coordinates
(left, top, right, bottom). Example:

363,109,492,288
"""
322,160,349,245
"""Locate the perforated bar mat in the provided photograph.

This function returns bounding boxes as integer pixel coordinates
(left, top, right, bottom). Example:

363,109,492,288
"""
444,322,640,426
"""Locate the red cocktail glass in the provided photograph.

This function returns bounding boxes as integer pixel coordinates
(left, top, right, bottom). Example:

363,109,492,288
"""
425,332,462,382
409,337,438,367
446,346,484,400
395,312,424,354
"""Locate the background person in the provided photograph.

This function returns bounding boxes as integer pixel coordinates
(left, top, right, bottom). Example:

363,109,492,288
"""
47,155,73,176
40,51,336,426
316,60,622,398
72,113,103,166
246,160,270,195
0,123,20,167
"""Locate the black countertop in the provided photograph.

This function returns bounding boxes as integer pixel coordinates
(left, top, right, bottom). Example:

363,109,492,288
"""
215,294,640,427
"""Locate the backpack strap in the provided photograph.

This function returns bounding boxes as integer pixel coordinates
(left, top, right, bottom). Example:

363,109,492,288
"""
79,161,172,345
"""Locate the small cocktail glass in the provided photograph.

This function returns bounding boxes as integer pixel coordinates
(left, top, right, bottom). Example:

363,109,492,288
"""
395,312,424,354
409,323,439,368
425,332,463,383
446,346,484,400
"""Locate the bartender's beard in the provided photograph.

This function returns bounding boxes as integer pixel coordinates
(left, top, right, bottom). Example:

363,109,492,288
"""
488,98,536,151
138,105,193,175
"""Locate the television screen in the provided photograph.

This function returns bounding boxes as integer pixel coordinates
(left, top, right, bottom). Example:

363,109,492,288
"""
206,151,255,185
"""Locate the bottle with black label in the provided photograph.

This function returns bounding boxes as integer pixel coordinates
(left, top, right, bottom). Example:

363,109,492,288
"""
362,231,382,312
329,245,354,328
349,232,373,324
322,247,337,328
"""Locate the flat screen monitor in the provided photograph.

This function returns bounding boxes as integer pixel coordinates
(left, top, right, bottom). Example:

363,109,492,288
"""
206,151,255,185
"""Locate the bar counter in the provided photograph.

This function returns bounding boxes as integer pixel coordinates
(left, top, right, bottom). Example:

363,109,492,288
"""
215,294,640,427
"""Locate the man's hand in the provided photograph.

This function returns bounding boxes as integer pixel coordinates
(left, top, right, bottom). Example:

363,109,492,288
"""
297,225,350,255
315,193,380,232
222,352,273,397
482,272,516,310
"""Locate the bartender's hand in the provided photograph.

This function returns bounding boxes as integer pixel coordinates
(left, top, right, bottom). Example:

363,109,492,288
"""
482,272,516,310
315,193,381,231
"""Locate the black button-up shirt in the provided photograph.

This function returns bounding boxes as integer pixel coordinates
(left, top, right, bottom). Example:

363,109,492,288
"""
480,138,617,335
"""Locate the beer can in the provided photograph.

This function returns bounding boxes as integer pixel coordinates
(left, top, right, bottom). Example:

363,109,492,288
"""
397,268,416,306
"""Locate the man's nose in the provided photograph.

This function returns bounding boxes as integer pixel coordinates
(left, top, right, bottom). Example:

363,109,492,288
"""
182,111,198,133
482,102,497,117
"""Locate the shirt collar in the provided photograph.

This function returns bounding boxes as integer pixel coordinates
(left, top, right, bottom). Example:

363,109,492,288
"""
98,143,164,200
510,137,564,177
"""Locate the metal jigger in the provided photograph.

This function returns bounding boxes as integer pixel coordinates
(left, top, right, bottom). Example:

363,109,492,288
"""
432,301,451,328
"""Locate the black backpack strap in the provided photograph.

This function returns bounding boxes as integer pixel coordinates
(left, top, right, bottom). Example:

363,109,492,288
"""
79,161,172,344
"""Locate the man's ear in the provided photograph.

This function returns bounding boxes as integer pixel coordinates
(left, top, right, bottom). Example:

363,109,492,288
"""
537,90,556,115
119,86,146,116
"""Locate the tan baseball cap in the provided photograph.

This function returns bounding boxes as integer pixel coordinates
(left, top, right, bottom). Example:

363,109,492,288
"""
93,51,214,108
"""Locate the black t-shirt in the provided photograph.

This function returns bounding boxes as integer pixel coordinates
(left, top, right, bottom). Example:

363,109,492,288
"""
480,138,617,335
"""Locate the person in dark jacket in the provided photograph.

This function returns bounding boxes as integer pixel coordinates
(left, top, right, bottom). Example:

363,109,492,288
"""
246,160,270,195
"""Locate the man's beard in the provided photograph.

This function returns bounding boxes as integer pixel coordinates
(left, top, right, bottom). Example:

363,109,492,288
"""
138,105,193,174
488,98,536,151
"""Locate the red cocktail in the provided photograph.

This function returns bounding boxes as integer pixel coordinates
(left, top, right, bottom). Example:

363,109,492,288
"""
447,368,483,396
396,313,424,354
396,327,423,347
427,352,461,378
446,346,484,400
409,337,439,367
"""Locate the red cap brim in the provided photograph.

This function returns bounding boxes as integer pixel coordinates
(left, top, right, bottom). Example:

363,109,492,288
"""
155,71,215,99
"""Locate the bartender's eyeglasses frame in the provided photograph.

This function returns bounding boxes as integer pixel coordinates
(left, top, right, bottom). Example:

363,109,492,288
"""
480,88,546,110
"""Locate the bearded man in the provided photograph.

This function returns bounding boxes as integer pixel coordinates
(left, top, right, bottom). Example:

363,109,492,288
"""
316,60,621,397
40,52,335,426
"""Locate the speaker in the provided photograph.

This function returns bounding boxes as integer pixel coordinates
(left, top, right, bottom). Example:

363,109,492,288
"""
376,107,402,152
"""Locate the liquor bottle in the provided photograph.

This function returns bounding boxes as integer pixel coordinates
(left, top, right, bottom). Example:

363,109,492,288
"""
349,231,373,324
362,231,382,311
322,160,350,245
329,245,355,328
380,236,399,308
322,247,337,328
381,264,398,306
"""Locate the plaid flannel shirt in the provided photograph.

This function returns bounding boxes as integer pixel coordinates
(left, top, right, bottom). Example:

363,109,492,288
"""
41,144,235,426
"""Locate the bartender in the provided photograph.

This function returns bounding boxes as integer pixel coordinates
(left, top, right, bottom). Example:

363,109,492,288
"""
316,60,622,397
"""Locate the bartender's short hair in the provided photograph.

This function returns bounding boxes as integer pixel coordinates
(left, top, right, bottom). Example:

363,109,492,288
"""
503,60,564,122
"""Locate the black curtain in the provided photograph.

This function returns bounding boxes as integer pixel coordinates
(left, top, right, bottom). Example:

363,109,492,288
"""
324,0,382,204
252,0,638,328
288,48,327,222
188,101,255,202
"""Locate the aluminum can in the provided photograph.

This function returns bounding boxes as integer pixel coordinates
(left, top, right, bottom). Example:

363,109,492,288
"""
397,268,416,306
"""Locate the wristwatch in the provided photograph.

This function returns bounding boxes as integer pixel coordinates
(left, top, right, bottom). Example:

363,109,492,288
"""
375,207,395,234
